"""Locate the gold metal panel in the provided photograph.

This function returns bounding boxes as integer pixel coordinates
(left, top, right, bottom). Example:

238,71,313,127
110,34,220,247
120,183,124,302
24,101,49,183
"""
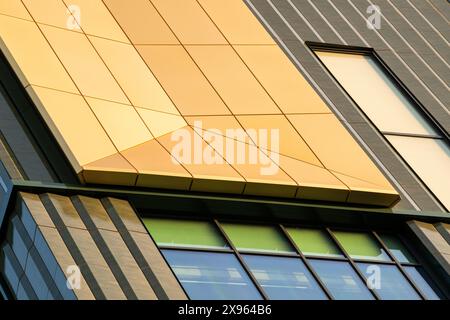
0,1,400,206
235,45,331,114
103,0,178,44
65,0,129,43
26,86,117,171
137,45,231,116
287,114,395,190
151,0,227,44
157,128,246,194
40,24,128,104
89,37,178,114
121,140,192,190
22,0,80,30
197,0,275,44
87,98,152,152
136,107,187,139
0,15,77,92
277,155,349,202
237,115,322,166
0,0,32,20
186,45,281,115
82,153,138,186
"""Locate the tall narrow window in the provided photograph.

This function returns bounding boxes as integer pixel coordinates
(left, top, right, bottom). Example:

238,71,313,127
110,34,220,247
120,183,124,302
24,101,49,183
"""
315,50,450,210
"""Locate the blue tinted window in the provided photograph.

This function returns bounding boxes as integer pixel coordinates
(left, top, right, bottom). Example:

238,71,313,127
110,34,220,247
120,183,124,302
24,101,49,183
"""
404,266,441,300
243,255,327,300
162,250,262,300
309,260,374,300
357,263,420,300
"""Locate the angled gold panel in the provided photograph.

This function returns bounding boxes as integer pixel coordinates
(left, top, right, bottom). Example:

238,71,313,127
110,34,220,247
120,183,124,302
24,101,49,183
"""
186,45,281,115
82,153,137,186
122,140,192,190
185,115,254,145
86,98,152,152
0,15,77,92
136,45,230,115
235,45,331,114
103,0,178,44
136,107,187,139
26,86,117,172
0,0,32,20
89,36,178,114
40,24,128,104
197,0,275,44
64,0,129,43
22,0,80,31
157,128,246,194
287,114,396,189
277,155,349,202
151,0,227,44
237,115,322,166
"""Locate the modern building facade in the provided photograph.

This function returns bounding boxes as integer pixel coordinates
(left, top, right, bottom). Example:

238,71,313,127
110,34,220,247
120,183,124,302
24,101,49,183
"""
0,0,448,300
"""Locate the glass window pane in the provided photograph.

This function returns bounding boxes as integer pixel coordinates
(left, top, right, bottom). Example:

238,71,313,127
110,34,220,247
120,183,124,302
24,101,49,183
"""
162,250,261,300
386,135,450,211
143,218,228,249
357,263,420,300
221,223,294,254
404,266,442,300
316,51,436,136
309,259,374,300
286,228,343,258
333,231,391,261
243,255,327,300
379,234,416,263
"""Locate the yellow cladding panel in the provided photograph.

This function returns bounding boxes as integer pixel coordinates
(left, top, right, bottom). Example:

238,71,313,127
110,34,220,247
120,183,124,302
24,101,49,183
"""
197,0,275,44
137,45,231,116
103,0,178,44
186,45,281,115
0,0,32,20
277,155,349,202
122,139,192,190
237,115,322,166
136,107,187,139
64,0,128,43
287,114,396,190
157,127,246,194
26,86,117,172
22,0,80,31
0,15,77,92
86,98,153,152
151,0,226,44
40,24,128,104
235,45,331,114
82,153,137,186
89,37,178,114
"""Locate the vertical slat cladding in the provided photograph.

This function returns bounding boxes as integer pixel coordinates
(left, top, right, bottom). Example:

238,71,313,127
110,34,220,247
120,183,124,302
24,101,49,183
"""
102,197,187,300
18,192,94,300
407,220,450,275
40,193,125,300
72,195,157,300
246,0,449,211
428,0,450,22
411,0,450,42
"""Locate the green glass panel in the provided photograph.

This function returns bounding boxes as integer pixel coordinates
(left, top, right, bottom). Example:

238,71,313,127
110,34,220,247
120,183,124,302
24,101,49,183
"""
333,231,390,261
286,228,343,258
221,223,294,253
379,234,416,263
143,218,228,249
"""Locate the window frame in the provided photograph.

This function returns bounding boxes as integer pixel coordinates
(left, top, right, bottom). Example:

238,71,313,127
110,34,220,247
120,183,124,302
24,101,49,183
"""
143,214,444,300
307,42,450,211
